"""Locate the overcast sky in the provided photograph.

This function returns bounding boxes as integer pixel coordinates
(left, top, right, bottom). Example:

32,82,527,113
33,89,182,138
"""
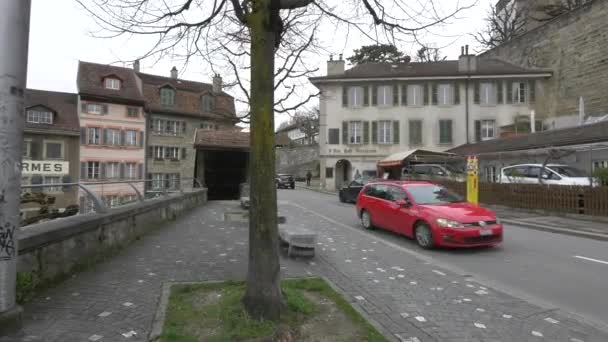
26,0,493,127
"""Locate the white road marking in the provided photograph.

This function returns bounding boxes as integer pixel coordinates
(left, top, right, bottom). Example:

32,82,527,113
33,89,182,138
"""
400,312,409,318
88,335,103,341
574,255,608,265
98,311,112,317
502,314,512,319
432,270,446,276
415,316,426,322
531,331,543,337
355,295,365,301
544,317,559,324
474,322,486,329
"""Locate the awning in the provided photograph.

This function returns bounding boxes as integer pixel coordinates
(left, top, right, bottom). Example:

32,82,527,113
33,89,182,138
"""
377,149,457,167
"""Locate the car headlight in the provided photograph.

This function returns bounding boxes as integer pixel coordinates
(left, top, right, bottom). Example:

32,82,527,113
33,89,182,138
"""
436,218,463,228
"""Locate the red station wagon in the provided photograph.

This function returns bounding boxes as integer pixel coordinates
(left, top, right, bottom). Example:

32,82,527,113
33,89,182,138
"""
356,181,503,248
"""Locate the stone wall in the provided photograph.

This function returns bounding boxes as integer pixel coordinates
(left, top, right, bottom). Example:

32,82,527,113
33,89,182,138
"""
481,0,608,122
17,189,207,294
276,145,320,178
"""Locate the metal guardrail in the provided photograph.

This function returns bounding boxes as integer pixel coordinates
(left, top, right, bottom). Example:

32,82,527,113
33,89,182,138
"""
21,178,204,215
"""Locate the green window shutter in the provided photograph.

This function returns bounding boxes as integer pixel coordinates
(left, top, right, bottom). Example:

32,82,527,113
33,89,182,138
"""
475,120,482,142
409,120,422,145
371,121,378,144
401,84,408,106
454,82,460,105
363,121,370,144
342,121,348,145
529,80,536,103
497,81,504,104
393,121,400,144
363,86,369,106
81,103,87,113
371,85,378,106
474,81,480,104
342,86,348,107
506,81,513,104
431,83,438,105
423,83,429,105
102,104,109,115
393,84,399,106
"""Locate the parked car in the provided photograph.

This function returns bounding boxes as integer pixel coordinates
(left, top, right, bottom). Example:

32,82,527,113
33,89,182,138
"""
356,181,503,249
339,178,373,203
402,164,465,182
500,164,594,186
276,174,295,189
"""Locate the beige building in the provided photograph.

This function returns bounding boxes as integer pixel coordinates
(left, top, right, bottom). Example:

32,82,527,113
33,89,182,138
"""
310,52,552,191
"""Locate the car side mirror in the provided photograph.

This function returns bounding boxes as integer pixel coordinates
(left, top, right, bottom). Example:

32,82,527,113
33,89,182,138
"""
541,174,549,180
395,199,411,208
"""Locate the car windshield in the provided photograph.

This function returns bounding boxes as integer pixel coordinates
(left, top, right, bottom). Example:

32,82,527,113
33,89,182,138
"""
549,166,587,177
406,185,464,205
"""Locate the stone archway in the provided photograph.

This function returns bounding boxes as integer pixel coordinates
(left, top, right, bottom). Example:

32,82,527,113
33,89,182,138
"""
335,159,352,190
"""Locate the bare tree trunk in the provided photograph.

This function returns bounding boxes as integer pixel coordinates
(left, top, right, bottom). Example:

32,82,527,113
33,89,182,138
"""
243,0,284,321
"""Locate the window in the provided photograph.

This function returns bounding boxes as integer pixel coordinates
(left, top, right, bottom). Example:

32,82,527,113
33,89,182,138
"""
378,121,392,144
512,82,527,104
88,127,101,145
23,140,31,158
127,107,139,117
348,121,362,144
103,195,121,208
328,128,340,145
86,103,103,114
200,122,215,130
407,85,424,106
43,176,62,193
152,119,183,135
104,78,120,90
409,120,422,145
125,163,138,179
122,194,137,204
45,142,62,159
160,87,175,106
168,173,180,190
105,129,121,145
480,83,496,105
348,87,364,107
485,166,497,183
406,185,464,205
153,146,164,159
105,162,120,179
388,186,408,201
26,110,53,124
325,167,334,178
125,130,138,146
377,86,393,106
439,120,453,144
165,147,180,160
202,95,215,112
438,84,452,106
166,120,179,135
154,119,164,133
481,120,495,140
151,174,165,189
87,161,100,180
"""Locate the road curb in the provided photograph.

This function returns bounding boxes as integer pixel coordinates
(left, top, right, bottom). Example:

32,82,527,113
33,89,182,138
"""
295,184,337,196
501,218,608,241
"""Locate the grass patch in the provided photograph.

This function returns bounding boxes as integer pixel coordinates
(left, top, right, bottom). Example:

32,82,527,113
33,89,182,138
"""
161,278,387,342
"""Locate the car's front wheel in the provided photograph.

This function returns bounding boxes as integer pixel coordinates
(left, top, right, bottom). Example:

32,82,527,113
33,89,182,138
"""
415,223,434,249
360,210,374,230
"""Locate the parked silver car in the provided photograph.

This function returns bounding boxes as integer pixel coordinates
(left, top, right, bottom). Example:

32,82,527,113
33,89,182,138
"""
500,164,595,186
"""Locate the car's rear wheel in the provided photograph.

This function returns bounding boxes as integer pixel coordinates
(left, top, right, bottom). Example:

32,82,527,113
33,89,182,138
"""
415,223,434,249
360,210,374,230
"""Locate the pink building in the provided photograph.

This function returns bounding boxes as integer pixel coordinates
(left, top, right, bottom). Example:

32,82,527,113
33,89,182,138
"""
76,61,146,209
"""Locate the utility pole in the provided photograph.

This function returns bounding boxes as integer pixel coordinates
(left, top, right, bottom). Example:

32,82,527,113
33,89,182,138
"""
0,0,31,334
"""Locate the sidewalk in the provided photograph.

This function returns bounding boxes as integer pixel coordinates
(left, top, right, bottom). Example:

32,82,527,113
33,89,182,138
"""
2,200,608,341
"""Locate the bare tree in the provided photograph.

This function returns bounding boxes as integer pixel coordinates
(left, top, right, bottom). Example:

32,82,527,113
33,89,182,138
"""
415,44,446,62
77,0,474,321
474,2,526,50
292,108,319,145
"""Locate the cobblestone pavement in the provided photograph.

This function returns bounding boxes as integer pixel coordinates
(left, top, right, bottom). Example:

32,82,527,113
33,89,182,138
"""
2,200,608,342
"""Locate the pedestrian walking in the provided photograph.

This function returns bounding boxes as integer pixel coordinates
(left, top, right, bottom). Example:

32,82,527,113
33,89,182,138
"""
306,170,312,186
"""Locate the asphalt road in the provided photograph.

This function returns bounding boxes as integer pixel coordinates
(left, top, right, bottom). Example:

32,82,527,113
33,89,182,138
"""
278,188,608,329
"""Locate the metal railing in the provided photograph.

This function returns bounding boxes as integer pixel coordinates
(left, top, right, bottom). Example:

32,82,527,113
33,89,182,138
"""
20,178,204,219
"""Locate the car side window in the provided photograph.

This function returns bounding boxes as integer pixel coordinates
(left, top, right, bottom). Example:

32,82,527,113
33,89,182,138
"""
413,165,427,175
350,180,362,187
374,185,390,200
364,185,374,196
388,186,408,201
542,169,561,180
527,166,540,178
431,166,446,176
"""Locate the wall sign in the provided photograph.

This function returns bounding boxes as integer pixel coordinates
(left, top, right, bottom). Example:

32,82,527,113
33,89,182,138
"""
328,148,378,154
22,160,69,175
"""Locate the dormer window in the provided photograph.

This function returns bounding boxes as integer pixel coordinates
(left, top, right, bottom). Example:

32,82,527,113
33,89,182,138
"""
104,78,121,90
26,110,53,124
202,95,215,112
160,87,175,106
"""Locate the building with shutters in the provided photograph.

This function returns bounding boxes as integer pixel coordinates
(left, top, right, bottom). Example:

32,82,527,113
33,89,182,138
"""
310,49,552,191
21,89,80,219
76,61,147,209
137,67,238,193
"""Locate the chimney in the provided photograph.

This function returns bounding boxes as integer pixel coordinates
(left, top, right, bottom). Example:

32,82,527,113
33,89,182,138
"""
133,60,140,72
327,54,345,76
170,66,178,79
458,45,477,73
212,74,222,93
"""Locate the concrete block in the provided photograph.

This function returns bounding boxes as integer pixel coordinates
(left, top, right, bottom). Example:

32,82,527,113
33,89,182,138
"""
279,226,317,258
0,306,23,335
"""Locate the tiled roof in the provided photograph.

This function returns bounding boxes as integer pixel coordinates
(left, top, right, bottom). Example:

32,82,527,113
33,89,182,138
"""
25,89,80,134
77,61,145,103
448,120,608,155
194,128,249,150
311,58,551,82
137,72,237,120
